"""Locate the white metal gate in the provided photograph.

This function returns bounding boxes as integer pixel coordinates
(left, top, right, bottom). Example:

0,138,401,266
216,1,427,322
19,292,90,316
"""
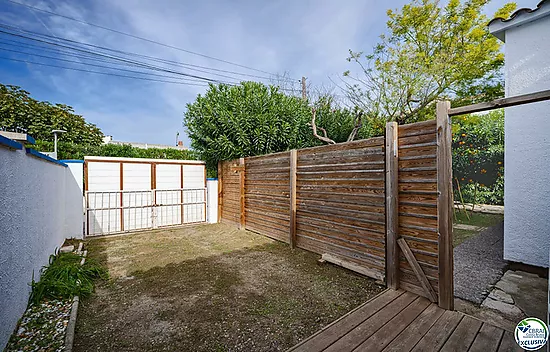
84,156,207,237
85,188,206,236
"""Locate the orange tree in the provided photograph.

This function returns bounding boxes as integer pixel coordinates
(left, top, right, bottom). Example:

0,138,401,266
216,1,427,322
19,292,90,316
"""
452,110,504,205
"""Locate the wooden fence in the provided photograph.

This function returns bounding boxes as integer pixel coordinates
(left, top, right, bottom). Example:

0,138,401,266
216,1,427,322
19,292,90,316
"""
218,115,453,310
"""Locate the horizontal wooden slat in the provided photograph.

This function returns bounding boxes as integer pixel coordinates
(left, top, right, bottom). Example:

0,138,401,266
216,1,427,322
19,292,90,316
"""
296,235,385,272
398,120,436,136
297,160,384,172
297,222,385,248
296,227,385,259
298,136,384,155
298,202,385,223
298,198,385,214
398,133,437,147
297,209,385,231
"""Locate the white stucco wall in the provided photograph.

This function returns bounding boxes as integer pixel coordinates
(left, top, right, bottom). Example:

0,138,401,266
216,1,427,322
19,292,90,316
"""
207,179,218,223
501,16,550,268
64,162,85,239
0,147,83,350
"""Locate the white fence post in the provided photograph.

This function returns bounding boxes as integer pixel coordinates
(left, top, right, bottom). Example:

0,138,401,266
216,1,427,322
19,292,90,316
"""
206,179,218,223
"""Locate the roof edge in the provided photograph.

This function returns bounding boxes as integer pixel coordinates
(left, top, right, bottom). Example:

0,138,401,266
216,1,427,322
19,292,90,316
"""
488,0,547,26
489,0,550,41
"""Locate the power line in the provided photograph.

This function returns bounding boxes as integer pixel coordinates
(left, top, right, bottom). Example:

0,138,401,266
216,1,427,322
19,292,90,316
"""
0,23,297,83
0,27,238,84
0,56,212,86
0,46,233,84
0,24,276,84
4,0,295,78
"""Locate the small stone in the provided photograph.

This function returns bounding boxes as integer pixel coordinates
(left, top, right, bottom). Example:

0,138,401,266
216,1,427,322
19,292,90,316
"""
59,245,75,253
481,297,523,318
488,288,514,304
495,279,519,294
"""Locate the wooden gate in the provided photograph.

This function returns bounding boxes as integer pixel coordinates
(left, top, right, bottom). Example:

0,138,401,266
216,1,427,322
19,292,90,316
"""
218,115,453,310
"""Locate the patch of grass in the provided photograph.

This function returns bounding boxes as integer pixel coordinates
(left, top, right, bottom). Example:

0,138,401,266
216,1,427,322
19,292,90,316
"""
29,252,108,305
74,225,385,352
454,212,503,227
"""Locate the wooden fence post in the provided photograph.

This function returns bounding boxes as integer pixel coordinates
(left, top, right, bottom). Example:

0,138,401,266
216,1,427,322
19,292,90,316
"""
437,101,454,310
289,149,297,248
239,157,245,230
385,122,399,289
218,161,223,223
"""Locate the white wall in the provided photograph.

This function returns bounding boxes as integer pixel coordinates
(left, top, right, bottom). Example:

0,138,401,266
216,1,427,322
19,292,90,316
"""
0,146,83,350
64,162,84,239
207,179,218,223
503,16,550,268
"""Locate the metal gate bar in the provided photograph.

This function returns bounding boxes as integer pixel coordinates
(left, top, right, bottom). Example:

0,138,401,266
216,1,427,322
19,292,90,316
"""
86,188,206,237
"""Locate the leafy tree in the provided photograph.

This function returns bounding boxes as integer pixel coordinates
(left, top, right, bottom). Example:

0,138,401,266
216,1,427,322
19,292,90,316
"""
0,84,103,145
343,0,516,124
452,109,504,205
184,82,314,168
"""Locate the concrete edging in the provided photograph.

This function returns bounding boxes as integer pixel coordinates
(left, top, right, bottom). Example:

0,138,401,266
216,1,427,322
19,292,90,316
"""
454,202,504,215
64,245,87,352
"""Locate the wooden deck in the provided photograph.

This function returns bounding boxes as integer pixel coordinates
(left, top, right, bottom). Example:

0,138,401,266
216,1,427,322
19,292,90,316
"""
289,289,522,352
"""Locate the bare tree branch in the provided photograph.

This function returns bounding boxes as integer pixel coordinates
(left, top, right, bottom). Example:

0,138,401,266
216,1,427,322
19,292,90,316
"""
346,111,363,142
311,108,336,144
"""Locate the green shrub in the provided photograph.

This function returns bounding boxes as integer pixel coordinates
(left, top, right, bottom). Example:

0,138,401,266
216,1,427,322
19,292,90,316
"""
29,252,108,305
452,110,504,205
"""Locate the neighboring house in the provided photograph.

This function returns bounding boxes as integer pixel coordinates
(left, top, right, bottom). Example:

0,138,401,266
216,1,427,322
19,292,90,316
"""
488,0,550,269
102,135,188,150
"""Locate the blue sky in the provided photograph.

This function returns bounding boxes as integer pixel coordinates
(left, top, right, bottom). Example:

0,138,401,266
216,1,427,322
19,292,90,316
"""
0,0,539,148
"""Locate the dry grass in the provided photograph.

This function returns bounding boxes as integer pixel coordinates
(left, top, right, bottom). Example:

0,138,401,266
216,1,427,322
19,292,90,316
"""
74,224,384,352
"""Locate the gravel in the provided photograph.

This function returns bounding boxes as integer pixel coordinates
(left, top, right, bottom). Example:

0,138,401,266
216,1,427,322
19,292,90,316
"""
454,221,507,304
5,299,73,352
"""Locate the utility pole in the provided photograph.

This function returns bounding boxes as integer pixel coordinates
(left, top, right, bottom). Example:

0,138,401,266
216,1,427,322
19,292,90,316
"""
301,76,307,101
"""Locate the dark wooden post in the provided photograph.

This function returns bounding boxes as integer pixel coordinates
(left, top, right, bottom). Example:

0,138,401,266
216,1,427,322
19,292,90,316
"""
218,161,223,223
436,101,454,310
239,157,245,230
289,149,297,248
385,121,399,289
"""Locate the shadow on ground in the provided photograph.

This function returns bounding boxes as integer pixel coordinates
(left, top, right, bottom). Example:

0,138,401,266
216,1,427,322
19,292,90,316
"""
74,230,384,352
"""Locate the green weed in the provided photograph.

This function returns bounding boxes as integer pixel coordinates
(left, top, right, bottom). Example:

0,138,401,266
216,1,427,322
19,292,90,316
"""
29,252,108,305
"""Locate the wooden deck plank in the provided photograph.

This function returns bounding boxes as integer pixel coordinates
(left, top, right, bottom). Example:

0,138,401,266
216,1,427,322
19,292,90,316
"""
440,315,483,352
411,310,463,352
289,289,404,352
382,303,445,352
497,331,523,352
288,290,511,352
469,323,505,352
323,292,418,352
354,297,431,352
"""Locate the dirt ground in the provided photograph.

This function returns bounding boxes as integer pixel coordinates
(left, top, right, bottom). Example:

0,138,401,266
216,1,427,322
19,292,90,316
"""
74,224,384,352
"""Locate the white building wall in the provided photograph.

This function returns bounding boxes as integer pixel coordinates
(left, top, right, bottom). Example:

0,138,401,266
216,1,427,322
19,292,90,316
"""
207,179,218,223
503,17,550,268
64,162,84,239
0,146,82,350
